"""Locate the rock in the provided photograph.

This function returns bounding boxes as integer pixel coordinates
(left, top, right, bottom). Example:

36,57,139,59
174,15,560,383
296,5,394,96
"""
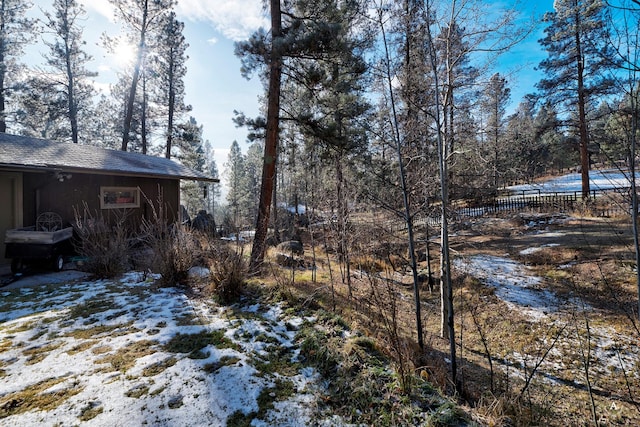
277,240,304,255
188,266,210,278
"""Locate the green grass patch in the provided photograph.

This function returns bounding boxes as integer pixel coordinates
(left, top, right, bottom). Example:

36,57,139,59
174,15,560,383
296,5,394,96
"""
68,297,121,319
29,328,49,341
5,320,39,334
255,378,296,419
163,330,239,358
203,355,241,373
105,310,129,321
253,333,282,345
253,345,300,377
226,410,255,427
149,386,167,397
175,313,201,326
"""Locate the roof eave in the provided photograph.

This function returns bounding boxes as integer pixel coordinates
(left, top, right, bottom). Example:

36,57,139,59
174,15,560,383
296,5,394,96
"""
0,163,219,183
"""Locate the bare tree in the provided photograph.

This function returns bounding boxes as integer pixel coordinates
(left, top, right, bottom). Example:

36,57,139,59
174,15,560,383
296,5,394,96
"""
377,4,424,349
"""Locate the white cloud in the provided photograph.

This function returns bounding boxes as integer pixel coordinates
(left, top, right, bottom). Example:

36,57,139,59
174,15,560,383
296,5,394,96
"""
79,0,115,22
207,37,219,45
176,0,268,41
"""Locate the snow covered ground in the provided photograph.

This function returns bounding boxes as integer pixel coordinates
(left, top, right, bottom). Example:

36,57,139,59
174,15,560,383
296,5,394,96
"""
0,273,325,426
507,169,636,194
454,239,639,391
454,254,561,321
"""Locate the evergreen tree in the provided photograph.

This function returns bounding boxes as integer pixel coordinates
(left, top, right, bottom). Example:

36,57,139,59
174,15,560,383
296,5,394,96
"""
537,0,617,198
203,140,221,222
480,73,511,189
84,94,120,148
15,75,67,139
243,141,264,227
504,98,538,182
535,102,570,173
107,0,174,151
155,11,189,159
175,116,206,214
225,140,247,233
237,0,372,272
235,0,282,271
41,0,97,144
0,0,37,132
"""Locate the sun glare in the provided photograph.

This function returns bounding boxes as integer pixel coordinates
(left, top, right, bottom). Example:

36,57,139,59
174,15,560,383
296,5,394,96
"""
113,40,137,68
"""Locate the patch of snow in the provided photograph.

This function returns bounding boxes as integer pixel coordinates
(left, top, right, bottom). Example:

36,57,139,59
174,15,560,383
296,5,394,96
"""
508,169,637,194
519,243,560,255
532,231,565,238
0,275,334,426
454,255,559,320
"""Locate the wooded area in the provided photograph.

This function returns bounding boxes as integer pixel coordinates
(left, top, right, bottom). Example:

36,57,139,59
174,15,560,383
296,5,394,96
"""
2,0,640,424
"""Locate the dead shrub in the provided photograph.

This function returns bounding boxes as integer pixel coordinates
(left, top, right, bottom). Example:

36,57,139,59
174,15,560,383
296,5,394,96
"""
351,255,385,273
208,246,247,304
151,225,198,287
139,191,198,287
73,203,131,278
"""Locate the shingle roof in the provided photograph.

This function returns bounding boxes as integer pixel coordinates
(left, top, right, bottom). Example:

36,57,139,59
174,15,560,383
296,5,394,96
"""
0,133,217,182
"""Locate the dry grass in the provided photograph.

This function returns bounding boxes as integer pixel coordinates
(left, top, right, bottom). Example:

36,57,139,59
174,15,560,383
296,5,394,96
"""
64,322,137,340
0,376,84,417
95,340,158,373
253,208,640,426
22,342,63,365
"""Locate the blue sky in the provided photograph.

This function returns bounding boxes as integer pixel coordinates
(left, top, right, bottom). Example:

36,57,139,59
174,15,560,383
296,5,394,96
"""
28,0,555,177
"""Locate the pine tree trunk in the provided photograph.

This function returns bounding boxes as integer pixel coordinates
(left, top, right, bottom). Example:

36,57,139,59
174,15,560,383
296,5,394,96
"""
121,0,149,152
141,71,148,154
166,49,175,159
249,0,282,274
65,42,78,144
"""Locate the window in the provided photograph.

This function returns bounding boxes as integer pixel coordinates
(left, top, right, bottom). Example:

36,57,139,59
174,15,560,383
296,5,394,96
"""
100,186,140,209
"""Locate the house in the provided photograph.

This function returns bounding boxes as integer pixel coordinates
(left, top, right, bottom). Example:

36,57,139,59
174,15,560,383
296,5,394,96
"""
0,133,218,266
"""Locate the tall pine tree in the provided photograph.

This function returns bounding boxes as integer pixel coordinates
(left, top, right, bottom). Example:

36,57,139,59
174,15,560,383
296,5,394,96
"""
107,0,174,151
225,140,248,233
42,0,97,144
537,0,617,198
0,0,36,132
155,11,189,159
